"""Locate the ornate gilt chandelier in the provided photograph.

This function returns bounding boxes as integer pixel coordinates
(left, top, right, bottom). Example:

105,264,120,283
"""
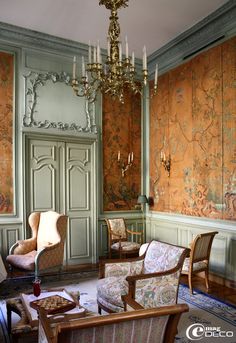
72,0,158,103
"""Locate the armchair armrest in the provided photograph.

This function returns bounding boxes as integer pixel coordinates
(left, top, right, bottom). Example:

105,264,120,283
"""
122,294,144,311
125,267,183,308
11,238,37,255
99,256,144,279
126,230,142,236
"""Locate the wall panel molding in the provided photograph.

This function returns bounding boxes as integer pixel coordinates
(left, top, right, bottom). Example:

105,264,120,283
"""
146,215,236,282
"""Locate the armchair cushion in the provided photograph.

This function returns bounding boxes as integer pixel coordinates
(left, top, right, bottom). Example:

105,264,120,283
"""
143,241,186,273
135,272,180,308
182,257,208,272
111,241,140,251
97,276,128,311
6,250,37,271
104,260,144,278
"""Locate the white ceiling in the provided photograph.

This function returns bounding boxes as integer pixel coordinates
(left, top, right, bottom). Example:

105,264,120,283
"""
0,0,229,58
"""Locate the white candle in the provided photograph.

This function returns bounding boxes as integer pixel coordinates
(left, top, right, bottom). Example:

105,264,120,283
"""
82,56,85,77
107,37,110,58
93,46,97,63
73,56,76,79
125,36,129,59
119,43,122,62
143,46,147,70
132,52,135,66
118,151,120,161
88,41,91,63
97,41,100,64
154,63,158,86
160,151,163,160
128,153,131,164
131,152,134,162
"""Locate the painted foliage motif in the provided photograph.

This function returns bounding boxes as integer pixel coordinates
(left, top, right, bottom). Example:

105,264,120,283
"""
150,36,236,220
0,52,14,214
103,89,141,211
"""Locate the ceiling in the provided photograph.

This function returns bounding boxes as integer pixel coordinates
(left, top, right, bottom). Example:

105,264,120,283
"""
0,0,229,58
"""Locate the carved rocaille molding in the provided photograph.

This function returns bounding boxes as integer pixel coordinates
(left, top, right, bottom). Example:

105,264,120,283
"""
23,71,97,134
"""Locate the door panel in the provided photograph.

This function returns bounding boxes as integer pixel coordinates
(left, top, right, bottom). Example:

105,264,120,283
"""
66,143,93,264
29,140,60,212
26,138,95,265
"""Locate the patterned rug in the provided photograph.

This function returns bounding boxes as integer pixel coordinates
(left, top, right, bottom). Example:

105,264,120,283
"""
0,275,236,343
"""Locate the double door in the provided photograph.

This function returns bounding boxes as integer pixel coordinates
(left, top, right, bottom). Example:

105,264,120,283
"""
26,137,96,265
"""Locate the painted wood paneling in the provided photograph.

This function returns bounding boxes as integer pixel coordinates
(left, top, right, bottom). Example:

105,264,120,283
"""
147,214,236,281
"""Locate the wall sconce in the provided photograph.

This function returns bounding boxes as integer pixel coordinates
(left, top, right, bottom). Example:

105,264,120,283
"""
117,151,133,177
160,151,171,177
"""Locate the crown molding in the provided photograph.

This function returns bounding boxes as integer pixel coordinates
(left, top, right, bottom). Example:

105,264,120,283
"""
0,21,143,70
148,0,236,77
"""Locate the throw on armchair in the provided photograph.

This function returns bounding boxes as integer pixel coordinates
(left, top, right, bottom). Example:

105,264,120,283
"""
6,211,68,277
97,240,189,313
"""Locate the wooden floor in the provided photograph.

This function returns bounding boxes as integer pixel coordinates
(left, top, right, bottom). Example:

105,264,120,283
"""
5,265,236,306
180,274,236,306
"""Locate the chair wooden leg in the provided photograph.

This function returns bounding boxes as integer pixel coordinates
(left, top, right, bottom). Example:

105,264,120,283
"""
188,273,193,294
205,269,210,290
98,305,102,315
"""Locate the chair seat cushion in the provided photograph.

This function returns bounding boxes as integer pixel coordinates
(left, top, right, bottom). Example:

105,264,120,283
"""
6,250,37,271
111,241,140,251
182,258,207,272
97,276,128,309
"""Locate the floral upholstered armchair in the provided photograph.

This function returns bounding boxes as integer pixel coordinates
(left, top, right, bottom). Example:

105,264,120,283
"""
97,240,189,313
6,211,68,277
106,218,143,258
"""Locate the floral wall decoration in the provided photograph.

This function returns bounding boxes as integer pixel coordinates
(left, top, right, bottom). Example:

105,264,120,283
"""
0,51,14,214
150,36,236,220
103,89,141,211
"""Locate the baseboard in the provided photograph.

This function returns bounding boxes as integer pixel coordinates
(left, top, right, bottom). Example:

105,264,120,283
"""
198,271,236,289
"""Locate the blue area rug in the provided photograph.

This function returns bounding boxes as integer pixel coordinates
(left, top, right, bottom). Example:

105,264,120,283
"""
0,277,235,343
177,284,236,342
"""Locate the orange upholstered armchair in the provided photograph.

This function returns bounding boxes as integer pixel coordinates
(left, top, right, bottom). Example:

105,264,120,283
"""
6,211,68,277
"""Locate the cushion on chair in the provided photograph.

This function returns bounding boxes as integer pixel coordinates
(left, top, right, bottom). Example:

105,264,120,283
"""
143,241,186,274
182,258,208,272
135,272,180,308
111,241,140,251
97,276,128,310
37,211,61,250
108,219,127,239
6,250,37,271
104,260,144,278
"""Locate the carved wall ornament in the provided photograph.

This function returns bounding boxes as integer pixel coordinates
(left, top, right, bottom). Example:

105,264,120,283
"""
23,71,97,134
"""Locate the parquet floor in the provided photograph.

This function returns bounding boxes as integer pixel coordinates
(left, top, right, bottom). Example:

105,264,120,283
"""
180,274,236,306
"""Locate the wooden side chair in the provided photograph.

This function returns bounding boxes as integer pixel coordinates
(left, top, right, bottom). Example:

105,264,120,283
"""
181,231,218,293
106,218,143,258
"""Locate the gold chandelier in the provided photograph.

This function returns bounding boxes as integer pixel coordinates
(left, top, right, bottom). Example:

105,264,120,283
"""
72,0,158,103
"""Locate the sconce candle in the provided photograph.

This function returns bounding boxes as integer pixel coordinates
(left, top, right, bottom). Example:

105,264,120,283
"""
160,151,171,177
117,151,134,177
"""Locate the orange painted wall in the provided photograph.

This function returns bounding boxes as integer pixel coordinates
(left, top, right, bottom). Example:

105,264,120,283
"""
103,90,141,211
0,51,14,214
150,36,236,220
